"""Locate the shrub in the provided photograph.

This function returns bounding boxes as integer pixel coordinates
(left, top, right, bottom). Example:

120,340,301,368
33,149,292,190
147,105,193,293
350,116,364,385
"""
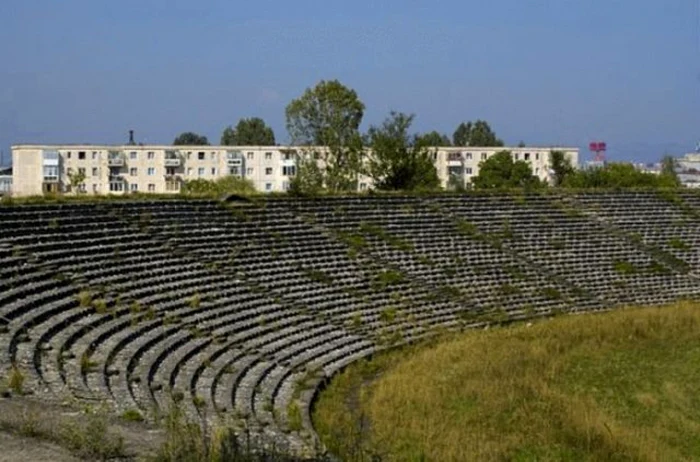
188,293,202,309
80,352,98,374
380,308,397,324
121,408,145,422
92,298,108,314
287,402,303,432
8,365,24,394
77,290,93,307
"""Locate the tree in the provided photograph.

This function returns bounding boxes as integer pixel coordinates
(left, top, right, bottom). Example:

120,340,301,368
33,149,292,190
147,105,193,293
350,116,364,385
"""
67,169,86,194
173,132,209,146
472,151,544,189
453,120,503,147
660,155,680,187
549,150,575,187
285,79,365,192
221,117,275,146
452,122,473,147
366,111,440,191
562,163,670,189
420,131,451,147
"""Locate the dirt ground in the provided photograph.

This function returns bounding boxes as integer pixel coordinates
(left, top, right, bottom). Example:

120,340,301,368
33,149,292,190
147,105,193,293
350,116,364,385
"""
0,432,81,462
0,395,164,461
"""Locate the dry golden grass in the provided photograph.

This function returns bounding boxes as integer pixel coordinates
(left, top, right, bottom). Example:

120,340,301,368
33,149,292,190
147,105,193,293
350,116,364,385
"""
314,301,700,461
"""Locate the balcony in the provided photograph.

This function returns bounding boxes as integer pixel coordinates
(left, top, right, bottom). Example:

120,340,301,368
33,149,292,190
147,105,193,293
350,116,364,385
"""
108,152,125,167
165,158,181,167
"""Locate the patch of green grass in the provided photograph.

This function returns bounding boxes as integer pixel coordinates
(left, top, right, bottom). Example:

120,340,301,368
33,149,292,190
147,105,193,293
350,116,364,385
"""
668,237,690,251
613,260,637,275
315,301,700,462
120,408,145,422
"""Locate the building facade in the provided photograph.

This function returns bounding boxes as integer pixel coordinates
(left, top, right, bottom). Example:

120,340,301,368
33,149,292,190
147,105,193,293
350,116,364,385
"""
0,167,11,196
11,144,579,197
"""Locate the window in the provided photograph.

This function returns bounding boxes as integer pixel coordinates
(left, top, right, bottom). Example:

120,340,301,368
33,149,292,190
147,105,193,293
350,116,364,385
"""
282,152,295,161
535,153,540,161
282,181,290,191
78,167,86,176
130,167,138,176
148,184,155,192
130,151,137,160
187,152,192,160
524,153,530,161
465,153,472,160
187,168,193,175
198,167,205,176
360,183,368,191
130,184,138,192
535,167,540,173
246,167,254,175
92,167,98,177
198,152,205,160
92,152,98,160
43,166,59,180
210,152,216,160
109,182,124,192
282,166,296,176
514,153,519,160
147,152,155,160
166,167,176,176
93,184,98,192
66,152,72,159
147,167,155,176
265,152,272,160
265,167,273,175
211,167,217,175
481,153,487,160
229,167,240,176
78,152,86,160
465,167,473,175
247,152,254,160
448,153,461,161
265,183,272,191
166,181,180,192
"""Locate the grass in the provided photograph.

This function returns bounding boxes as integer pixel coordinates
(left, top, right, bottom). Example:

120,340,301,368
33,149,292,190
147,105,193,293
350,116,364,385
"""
314,301,700,461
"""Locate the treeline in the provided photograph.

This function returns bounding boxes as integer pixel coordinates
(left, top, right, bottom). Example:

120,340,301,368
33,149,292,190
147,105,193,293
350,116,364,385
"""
174,79,680,195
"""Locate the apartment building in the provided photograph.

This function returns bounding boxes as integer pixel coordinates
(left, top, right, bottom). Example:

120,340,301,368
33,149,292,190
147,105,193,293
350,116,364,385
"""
10,144,578,197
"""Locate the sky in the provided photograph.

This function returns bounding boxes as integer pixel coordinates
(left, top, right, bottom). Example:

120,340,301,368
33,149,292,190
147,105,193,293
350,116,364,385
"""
1,0,699,165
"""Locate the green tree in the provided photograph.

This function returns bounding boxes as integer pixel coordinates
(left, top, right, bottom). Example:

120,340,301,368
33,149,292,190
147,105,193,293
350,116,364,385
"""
549,150,575,187
67,169,86,194
453,120,503,147
452,122,473,146
173,132,209,146
563,163,670,189
366,111,441,191
472,151,543,189
420,131,451,147
660,155,680,187
220,117,275,146
285,79,365,192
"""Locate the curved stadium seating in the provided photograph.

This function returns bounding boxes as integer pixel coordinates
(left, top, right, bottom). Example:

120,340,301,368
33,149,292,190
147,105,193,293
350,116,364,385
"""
2,191,700,453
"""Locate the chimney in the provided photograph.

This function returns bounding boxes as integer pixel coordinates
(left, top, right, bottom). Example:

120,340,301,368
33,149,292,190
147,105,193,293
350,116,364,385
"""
128,130,135,145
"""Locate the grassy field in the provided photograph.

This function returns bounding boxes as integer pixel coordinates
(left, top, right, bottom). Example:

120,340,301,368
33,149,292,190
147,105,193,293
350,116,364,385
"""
313,302,700,461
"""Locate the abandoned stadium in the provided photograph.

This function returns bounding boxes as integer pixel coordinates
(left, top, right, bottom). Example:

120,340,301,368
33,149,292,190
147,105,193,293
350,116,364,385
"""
1,190,700,459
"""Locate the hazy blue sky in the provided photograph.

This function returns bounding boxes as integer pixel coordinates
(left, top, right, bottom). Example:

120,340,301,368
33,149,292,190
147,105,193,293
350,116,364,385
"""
1,0,699,164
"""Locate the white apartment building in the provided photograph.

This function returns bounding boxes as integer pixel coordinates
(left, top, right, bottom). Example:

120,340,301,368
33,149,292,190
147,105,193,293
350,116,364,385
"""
10,144,578,197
